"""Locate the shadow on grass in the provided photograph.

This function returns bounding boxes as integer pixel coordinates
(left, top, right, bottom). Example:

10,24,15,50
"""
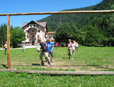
62,57,69,59
1,64,8,69
32,63,41,66
96,66,113,70
12,63,41,66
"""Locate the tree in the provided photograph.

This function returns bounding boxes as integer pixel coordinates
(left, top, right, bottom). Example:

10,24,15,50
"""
47,26,53,32
84,24,102,46
54,22,79,43
77,32,86,45
0,24,7,47
10,27,25,48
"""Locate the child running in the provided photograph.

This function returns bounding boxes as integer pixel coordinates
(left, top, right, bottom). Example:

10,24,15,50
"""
68,39,73,59
47,38,54,62
37,38,51,67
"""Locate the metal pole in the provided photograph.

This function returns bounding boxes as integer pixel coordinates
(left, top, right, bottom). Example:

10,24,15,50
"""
7,15,11,69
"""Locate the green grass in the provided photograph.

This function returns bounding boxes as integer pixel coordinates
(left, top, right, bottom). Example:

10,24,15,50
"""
0,46,114,71
0,46,114,87
0,72,114,87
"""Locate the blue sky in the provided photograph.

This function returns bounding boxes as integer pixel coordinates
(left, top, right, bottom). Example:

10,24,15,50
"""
0,0,103,27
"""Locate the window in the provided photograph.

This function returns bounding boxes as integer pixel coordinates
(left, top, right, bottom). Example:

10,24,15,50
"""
33,24,36,27
32,35,34,38
32,30,34,32
38,30,40,32
27,35,29,38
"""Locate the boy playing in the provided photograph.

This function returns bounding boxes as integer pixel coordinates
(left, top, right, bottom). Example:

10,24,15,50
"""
47,38,54,62
37,38,51,67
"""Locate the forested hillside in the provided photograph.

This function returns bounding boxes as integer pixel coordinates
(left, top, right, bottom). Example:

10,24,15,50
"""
39,0,114,30
39,0,114,46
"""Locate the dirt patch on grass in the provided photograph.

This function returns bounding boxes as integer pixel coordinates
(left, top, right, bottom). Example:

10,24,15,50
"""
10,60,114,71
38,61,104,71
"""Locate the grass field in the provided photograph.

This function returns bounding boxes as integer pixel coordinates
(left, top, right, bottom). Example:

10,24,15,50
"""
0,46,114,71
0,46,114,87
0,72,114,87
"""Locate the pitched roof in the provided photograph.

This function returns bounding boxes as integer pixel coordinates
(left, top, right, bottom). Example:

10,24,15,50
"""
36,21,46,28
22,21,47,28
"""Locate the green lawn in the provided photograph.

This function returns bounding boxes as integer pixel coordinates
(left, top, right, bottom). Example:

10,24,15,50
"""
0,46,114,87
0,72,114,87
0,46,114,71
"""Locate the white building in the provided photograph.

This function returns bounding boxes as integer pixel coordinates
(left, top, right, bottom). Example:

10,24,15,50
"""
48,32,55,41
22,21,48,45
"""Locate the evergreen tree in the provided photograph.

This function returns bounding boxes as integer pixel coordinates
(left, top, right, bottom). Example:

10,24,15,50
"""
0,24,7,47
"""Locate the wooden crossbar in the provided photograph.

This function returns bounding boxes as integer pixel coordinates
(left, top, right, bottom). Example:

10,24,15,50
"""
0,10,114,16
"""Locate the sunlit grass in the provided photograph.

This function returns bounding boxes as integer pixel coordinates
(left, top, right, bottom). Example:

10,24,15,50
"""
0,46,114,87
0,46,114,71
0,72,114,87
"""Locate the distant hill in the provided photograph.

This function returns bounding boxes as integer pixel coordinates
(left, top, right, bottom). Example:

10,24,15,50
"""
38,0,114,31
38,0,114,46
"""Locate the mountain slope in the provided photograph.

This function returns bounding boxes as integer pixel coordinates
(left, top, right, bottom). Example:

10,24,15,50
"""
38,0,114,31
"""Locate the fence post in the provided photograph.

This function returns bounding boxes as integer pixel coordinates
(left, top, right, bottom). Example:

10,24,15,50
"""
7,15,11,69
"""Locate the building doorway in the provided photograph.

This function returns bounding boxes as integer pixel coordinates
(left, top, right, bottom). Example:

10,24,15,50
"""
32,41,35,45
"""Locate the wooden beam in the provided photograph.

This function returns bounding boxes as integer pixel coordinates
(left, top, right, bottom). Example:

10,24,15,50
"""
0,10,114,16
0,69,114,75
7,15,11,69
